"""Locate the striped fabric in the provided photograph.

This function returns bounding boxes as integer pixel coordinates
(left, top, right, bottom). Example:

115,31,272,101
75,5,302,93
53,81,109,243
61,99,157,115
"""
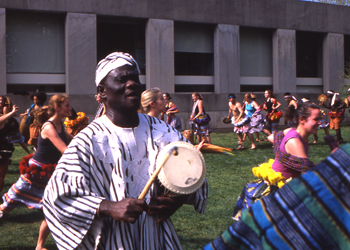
204,144,350,250
43,114,208,250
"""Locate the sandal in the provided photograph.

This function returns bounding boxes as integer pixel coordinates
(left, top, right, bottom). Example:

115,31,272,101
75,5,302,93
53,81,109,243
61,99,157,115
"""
256,139,261,142
236,143,245,150
313,136,318,144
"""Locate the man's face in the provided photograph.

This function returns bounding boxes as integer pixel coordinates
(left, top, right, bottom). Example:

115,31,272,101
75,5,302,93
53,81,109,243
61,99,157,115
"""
102,65,141,112
229,97,235,103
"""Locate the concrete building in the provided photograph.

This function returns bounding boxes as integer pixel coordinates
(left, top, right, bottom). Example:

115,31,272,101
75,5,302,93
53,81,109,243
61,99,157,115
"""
1,0,350,129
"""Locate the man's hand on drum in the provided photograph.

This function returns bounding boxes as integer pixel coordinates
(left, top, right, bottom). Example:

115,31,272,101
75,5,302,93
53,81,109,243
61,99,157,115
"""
148,195,189,223
99,198,148,224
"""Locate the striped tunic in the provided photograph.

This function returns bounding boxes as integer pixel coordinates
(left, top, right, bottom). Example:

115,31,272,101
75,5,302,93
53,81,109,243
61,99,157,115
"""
43,114,208,250
204,145,350,250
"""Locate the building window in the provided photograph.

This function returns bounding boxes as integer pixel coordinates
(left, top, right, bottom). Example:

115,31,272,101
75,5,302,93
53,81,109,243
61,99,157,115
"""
296,31,324,93
240,27,273,92
345,35,350,69
174,22,214,93
97,17,146,77
6,10,65,93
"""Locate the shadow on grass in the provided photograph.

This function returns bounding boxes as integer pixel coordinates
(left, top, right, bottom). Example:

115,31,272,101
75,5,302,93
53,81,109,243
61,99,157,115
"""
0,244,57,250
2,210,44,223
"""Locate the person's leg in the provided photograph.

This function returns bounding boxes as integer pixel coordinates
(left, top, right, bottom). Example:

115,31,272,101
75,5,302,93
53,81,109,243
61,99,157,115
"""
236,133,244,149
206,135,211,144
242,133,246,141
324,127,329,136
247,133,256,149
0,204,15,221
0,160,9,192
255,132,261,142
36,219,50,250
313,131,318,143
336,129,342,144
19,142,31,155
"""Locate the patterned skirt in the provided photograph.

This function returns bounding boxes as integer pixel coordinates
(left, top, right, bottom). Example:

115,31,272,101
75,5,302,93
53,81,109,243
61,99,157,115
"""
248,113,265,134
167,116,182,132
194,122,211,136
2,158,50,210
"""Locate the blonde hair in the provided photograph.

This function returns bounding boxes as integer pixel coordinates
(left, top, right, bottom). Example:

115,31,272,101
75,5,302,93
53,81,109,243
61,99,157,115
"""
140,88,161,113
244,93,251,100
48,94,69,117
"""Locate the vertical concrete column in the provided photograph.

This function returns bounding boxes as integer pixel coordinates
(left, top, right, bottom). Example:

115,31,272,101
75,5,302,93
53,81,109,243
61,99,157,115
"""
214,24,240,94
0,9,6,95
323,33,344,92
272,29,296,94
146,19,174,93
65,13,96,95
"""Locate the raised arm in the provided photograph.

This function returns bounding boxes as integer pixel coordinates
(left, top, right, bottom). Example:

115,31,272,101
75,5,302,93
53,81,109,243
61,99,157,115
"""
0,105,18,124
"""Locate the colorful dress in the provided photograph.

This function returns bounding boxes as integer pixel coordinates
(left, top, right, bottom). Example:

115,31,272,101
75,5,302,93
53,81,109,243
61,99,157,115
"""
244,102,265,134
192,101,211,136
165,105,182,132
2,121,67,209
232,129,315,220
204,145,350,250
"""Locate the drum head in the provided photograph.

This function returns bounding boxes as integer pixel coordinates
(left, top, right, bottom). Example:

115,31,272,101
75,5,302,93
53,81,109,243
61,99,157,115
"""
222,117,231,124
157,141,206,195
317,94,327,103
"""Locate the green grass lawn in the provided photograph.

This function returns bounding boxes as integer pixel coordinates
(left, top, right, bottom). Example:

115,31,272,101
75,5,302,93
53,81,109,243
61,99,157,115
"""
0,127,346,250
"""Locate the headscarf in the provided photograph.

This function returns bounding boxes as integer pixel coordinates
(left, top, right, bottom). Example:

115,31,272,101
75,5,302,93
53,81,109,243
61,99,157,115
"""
327,90,339,106
95,52,141,86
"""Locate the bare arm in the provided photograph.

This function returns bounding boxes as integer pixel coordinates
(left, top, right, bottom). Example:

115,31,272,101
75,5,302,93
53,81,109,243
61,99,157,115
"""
166,102,179,115
190,100,204,121
227,103,232,118
272,98,281,110
0,105,18,124
41,123,68,154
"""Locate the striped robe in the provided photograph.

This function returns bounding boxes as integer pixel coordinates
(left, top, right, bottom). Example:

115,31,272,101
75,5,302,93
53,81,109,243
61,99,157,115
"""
43,114,208,250
204,145,350,250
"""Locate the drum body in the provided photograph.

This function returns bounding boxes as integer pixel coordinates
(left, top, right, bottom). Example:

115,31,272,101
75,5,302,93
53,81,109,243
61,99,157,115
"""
19,116,30,143
182,130,194,144
157,141,206,196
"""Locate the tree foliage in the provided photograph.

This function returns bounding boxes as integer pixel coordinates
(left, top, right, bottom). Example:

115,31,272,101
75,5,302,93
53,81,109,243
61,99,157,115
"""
308,0,350,6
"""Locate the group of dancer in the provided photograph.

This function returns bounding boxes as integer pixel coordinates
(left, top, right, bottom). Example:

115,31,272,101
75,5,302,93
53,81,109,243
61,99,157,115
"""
225,89,348,151
0,93,91,249
204,90,350,249
204,99,350,249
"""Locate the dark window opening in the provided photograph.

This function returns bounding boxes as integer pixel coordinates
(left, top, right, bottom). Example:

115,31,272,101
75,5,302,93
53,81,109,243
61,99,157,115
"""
97,17,146,75
240,85,273,93
175,52,214,76
296,31,324,78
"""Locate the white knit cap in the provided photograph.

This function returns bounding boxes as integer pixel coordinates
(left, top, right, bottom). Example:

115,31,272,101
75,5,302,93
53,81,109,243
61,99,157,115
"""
95,52,141,86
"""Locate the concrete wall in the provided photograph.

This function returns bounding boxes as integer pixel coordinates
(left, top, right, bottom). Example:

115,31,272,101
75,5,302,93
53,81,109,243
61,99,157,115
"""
323,33,344,92
214,24,240,94
65,13,97,95
146,19,174,93
273,29,296,94
1,0,350,35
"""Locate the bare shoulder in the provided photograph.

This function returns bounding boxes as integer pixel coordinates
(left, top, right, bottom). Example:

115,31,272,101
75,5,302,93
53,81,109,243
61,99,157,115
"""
285,137,308,158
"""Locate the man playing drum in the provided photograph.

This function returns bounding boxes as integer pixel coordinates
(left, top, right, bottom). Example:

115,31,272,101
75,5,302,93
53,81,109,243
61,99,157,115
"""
320,90,346,144
43,52,208,250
